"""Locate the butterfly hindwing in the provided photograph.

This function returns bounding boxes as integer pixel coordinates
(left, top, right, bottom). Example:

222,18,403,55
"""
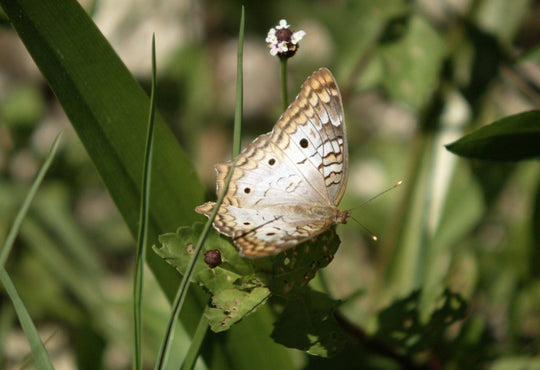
273,69,348,205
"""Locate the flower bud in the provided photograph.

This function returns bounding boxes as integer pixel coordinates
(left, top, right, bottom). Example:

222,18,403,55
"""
204,249,222,268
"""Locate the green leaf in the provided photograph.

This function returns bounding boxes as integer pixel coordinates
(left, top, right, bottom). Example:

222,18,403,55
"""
271,289,346,357
260,228,341,299
156,224,342,337
206,287,270,332
375,289,467,354
156,225,296,367
445,110,540,161
0,83,46,128
473,0,532,45
155,224,251,295
379,15,445,110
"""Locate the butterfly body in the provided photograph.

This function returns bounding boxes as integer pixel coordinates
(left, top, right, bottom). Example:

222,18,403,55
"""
196,68,349,257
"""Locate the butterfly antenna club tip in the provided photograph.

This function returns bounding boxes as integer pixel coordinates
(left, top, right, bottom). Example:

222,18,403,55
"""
351,216,378,242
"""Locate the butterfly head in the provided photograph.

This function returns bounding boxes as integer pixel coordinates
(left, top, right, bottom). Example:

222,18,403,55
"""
335,209,350,224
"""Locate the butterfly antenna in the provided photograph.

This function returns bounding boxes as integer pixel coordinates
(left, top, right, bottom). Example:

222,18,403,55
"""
350,216,378,241
347,180,403,212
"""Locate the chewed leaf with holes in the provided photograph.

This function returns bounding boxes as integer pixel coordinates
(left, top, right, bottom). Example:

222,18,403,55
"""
196,68,350,257
155,223,341,335
206,287,270,332
155,223,254,293
375,289,467,354
272,288,346,357
255,227,341,298
155,224,269,329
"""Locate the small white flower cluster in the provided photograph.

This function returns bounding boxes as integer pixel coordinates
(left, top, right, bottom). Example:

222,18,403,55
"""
291,30,306,44
265,19,306,57
266,28,288,56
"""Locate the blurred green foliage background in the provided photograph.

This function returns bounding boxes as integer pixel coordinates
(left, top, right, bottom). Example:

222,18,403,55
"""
0,0,539,368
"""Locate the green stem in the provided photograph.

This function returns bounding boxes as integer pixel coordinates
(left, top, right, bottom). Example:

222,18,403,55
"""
232,7,245,157
280,58,288,111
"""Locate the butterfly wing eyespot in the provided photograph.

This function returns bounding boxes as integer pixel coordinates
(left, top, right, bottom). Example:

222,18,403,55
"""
196,68,348,257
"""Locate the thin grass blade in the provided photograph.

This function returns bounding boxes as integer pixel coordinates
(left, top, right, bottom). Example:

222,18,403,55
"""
133,34,158,370
232,6,245,158
0,270,54,370
0,132,62,270
0,132,60,369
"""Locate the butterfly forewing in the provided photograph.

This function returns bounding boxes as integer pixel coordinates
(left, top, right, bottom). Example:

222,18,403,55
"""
196,68,349,257
274,69,348,205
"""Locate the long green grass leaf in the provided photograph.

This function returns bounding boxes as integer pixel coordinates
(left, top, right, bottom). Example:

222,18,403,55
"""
0,133,61,370
0,0,203,302
0,270,54,370
0,132,62,270
133,34,157,370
